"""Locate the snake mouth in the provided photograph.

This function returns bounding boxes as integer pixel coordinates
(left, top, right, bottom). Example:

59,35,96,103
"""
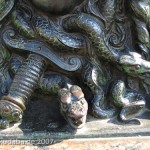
139,73,150,78
138,73,150,86
60,97,88,129
61,107,87,129
67,115,87,129
125,100,145,108
65,100,88,129
124,71,150,78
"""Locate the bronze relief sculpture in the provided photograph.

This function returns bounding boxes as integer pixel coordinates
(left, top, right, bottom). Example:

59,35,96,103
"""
0,0,149,130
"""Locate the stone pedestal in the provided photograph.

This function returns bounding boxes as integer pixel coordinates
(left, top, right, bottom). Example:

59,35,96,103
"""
0,96,149,148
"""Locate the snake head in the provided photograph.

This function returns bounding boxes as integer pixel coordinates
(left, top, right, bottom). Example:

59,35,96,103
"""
0,100,23,129
118,52,150,79
58,85,88,129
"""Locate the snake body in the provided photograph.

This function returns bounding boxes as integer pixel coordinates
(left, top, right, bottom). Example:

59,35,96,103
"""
11,7,86,54
11,9,35,38
38,72,73,94
34,16,86,52
11,2,119,61
62,13,118,62
0,0,15,22
111,80,145,124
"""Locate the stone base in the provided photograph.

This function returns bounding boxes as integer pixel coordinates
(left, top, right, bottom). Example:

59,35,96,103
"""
0,96,150,147
0,137,150,149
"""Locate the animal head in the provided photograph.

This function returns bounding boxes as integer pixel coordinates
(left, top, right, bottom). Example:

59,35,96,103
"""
58,86,88,129
118,52,150,79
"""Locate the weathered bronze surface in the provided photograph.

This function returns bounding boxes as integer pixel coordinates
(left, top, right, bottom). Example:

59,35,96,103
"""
0,0,149,134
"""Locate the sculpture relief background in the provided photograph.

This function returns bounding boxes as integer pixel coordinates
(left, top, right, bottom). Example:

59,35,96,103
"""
0,0,149,130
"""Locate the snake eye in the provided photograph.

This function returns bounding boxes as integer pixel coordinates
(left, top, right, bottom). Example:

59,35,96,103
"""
135,65,140,70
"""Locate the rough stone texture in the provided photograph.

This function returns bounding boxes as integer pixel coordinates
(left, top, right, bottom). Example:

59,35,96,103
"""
0,96,150,139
